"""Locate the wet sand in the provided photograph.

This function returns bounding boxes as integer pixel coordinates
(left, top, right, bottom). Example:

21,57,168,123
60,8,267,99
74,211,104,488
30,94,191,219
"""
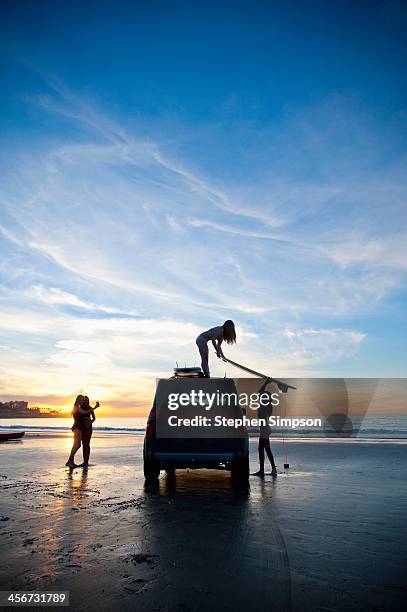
1,433,406,611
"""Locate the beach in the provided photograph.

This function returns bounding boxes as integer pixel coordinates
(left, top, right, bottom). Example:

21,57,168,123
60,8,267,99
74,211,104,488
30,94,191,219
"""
0,433,406,611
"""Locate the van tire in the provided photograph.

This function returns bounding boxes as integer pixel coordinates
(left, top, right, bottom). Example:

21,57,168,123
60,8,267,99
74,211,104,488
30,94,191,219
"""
231,453,249,483
143,451,160,481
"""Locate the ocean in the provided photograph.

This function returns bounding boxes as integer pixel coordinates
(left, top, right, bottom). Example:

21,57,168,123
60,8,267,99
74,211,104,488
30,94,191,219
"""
1,414,407,439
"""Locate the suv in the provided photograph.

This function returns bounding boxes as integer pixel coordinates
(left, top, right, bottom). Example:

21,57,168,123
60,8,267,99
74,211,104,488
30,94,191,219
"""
143,373,249,483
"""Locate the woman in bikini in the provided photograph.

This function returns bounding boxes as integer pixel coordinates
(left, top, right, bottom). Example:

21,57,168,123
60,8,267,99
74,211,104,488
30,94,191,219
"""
195,320,236,377
65,395,99,468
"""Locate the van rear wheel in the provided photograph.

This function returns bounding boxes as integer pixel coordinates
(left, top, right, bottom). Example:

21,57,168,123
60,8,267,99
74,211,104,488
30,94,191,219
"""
231,454,249,484
143,451,160,481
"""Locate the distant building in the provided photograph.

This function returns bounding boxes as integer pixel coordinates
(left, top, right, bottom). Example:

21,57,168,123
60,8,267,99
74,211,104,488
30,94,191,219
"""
0,401,69,418
0,400,29,411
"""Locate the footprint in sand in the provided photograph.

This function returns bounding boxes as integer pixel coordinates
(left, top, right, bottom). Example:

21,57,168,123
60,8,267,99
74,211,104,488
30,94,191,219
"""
123,578,150,594
23,538,37,547
125,553,156,567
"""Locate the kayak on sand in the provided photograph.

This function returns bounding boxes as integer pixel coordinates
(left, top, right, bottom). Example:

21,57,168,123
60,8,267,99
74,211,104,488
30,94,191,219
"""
0,431,25,441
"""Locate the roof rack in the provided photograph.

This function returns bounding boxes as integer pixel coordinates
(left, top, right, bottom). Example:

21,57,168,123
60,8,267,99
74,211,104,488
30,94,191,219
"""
173,366,204,378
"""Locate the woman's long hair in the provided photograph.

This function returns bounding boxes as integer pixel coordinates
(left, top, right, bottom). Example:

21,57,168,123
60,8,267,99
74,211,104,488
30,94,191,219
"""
72,394,84,416
223,320,236,344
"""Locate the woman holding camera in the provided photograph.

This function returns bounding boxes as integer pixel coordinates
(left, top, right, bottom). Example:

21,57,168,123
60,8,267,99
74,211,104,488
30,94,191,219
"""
65,395,99,468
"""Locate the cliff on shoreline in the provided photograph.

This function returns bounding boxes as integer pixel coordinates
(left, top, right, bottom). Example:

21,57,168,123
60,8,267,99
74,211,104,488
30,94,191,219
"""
0,413,70,418
0,401,70,418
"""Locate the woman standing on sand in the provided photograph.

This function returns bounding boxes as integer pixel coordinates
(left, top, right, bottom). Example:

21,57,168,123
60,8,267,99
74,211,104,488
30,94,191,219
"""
196,320,236,378
253,399,278,477
65,395,99,468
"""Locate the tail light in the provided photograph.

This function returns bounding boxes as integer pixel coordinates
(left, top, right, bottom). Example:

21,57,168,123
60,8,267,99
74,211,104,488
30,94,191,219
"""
146,420,156,436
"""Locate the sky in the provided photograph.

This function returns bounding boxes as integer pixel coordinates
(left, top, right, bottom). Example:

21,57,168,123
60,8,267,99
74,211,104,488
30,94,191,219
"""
0,0,406,416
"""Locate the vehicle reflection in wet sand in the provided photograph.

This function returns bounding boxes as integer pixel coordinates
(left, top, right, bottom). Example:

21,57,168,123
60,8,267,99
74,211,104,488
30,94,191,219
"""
140,469,291,611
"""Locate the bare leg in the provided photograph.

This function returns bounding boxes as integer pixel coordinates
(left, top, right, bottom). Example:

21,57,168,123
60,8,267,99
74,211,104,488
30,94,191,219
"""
196,339,210,377
81,428,92,465
82,444,90,464
66,430,82,466
264,438,276,469
257,438,266,474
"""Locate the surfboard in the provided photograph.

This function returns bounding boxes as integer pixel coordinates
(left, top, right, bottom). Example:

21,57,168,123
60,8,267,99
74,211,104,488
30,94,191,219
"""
219,355,296,391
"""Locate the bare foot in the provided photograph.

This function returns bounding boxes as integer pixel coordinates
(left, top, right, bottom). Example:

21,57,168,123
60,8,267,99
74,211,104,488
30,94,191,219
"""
252,470,265,478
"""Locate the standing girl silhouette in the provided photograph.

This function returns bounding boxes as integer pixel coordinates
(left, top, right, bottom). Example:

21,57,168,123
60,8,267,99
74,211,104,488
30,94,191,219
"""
65,395,99,468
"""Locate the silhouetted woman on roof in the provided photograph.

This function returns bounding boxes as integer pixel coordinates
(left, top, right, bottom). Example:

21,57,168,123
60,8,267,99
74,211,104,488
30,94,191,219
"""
196,320,236,377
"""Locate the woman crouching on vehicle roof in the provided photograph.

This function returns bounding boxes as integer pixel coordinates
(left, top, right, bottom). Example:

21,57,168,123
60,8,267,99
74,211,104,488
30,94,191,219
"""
65,395,100,469
196,320,236,378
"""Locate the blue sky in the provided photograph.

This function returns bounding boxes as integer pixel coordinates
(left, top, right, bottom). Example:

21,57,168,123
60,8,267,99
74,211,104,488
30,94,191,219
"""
1,1,406,414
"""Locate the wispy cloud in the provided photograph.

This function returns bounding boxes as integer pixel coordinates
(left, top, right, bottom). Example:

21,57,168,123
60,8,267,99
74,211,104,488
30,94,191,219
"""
1,81,406,410
28,284,138,315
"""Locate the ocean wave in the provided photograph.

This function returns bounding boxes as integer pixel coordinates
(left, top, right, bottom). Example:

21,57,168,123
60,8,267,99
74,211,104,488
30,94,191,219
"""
0,424,145,433
1,421,406,438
